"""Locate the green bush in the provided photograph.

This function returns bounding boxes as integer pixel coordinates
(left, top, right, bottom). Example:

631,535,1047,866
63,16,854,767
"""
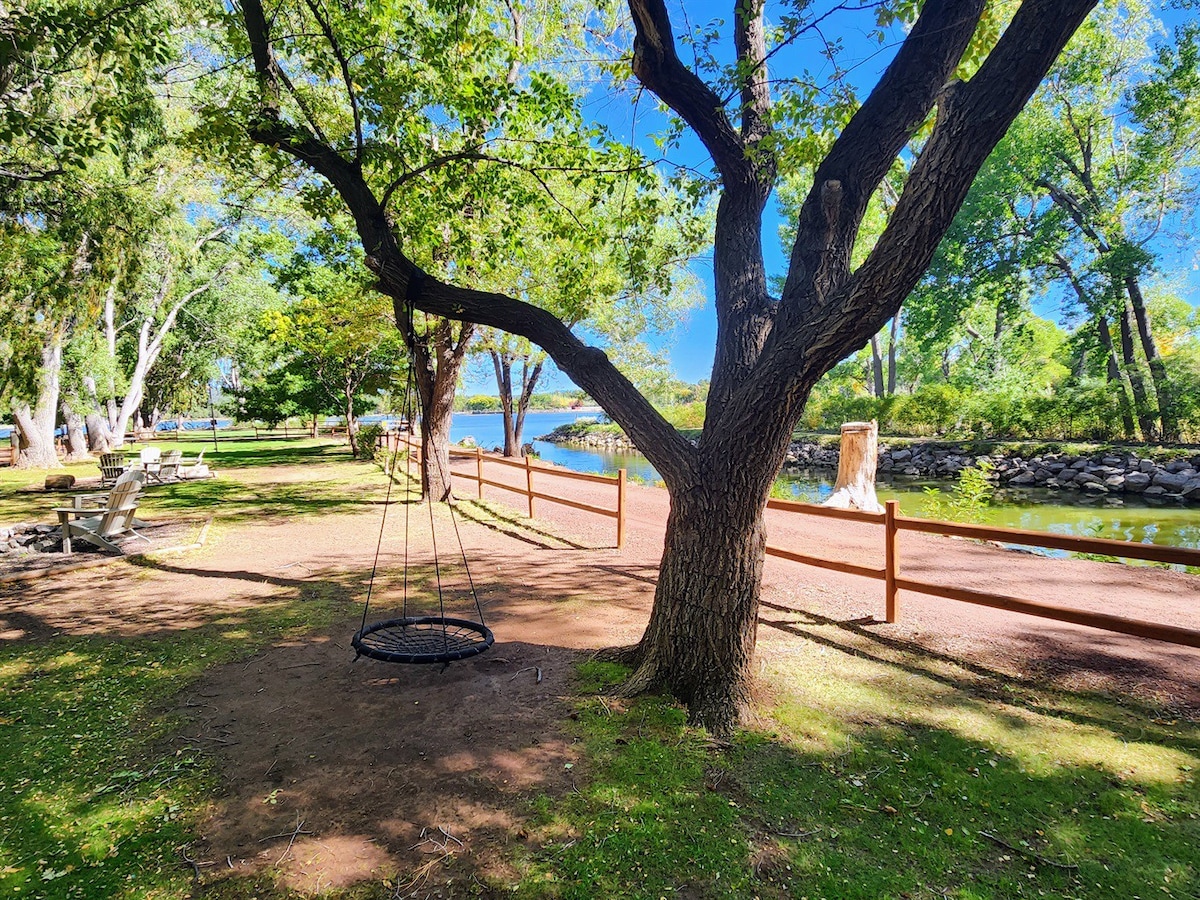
354,422,385,460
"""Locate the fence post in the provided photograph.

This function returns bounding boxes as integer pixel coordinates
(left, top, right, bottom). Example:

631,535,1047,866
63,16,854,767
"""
476,447,484,499
885,499,899,623
525,453,536,518
616,468,627,549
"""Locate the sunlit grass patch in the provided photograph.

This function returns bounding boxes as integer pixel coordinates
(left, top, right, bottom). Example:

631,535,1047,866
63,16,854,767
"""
511,643,1200,899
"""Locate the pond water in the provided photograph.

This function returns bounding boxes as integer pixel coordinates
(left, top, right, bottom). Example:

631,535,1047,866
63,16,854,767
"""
451,411,1200,552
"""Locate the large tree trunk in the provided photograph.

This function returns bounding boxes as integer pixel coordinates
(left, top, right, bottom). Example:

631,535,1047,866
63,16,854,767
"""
61,399,90,461
12,337,63,469
1125,276,1179,443
613,479,768,731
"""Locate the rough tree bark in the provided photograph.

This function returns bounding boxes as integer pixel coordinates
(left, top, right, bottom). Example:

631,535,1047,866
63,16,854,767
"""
11,337,64,469
239,0,1097,732
403,316,474,500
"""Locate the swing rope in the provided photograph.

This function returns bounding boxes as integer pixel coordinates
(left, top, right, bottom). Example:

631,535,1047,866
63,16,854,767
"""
351,302,493,665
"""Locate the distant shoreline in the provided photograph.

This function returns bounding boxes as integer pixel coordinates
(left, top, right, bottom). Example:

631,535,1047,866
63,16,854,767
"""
455,407,603,415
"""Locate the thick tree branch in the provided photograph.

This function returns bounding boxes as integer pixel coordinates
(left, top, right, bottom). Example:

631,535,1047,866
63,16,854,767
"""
627,0,750,188
732,0,1098,440
778,0,985,325
734,0,771,146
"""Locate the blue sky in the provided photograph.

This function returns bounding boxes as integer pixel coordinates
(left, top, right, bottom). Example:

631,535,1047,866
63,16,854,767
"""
463,1,1199,395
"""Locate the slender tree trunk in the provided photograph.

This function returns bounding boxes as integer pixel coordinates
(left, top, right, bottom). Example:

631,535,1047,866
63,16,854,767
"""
1125,276,1178,442
344,387,358,456
491,350,520,456
886,317,898,396
12,337,64,468
61,399,89,460
1117,298,1157,442
491,349,544,456
1096,315,1137,440
869,335,885,398
513,357,543,452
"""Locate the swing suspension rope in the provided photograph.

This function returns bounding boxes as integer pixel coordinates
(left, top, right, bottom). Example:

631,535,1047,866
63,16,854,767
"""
351,312,493,665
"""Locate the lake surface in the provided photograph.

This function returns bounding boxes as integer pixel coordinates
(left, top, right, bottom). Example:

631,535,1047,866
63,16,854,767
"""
452,411,1200,552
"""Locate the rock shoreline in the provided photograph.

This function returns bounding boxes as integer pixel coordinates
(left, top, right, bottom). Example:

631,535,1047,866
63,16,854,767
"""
790,440,1200,501
542,424,1200,504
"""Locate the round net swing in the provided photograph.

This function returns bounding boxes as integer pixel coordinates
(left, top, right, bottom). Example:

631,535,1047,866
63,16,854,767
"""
352,336,493,666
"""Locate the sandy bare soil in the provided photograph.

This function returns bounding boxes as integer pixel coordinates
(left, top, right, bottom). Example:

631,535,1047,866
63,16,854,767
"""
1,452,1196,892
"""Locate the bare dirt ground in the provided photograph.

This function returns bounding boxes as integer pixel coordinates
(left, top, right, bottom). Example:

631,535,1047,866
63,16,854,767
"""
1,452,1197,892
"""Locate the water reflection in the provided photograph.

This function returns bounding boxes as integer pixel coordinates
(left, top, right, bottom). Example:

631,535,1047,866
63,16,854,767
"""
448,413,1200,551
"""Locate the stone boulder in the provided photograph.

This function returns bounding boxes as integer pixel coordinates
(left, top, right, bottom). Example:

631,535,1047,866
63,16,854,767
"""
1124,471,1152,492
1152,471,1190,492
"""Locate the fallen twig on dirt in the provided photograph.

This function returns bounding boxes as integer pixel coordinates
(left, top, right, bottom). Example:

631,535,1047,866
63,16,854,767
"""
511,666,542,683
273,816,310,866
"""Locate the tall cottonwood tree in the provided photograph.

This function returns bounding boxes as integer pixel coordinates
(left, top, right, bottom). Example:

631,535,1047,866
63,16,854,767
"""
233,0,1096,732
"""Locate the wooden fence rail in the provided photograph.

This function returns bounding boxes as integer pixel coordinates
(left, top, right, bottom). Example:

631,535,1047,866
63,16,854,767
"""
764,498,1200,649
380,433,626,548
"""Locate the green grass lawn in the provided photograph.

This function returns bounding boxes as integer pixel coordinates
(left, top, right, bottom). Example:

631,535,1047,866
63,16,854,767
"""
2,441,1196,898
0,435,373,527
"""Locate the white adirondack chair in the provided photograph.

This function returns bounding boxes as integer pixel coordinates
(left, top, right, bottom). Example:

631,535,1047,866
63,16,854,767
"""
148,450,182,483
138,446,162,477
55,469,147,554
180,449,213,479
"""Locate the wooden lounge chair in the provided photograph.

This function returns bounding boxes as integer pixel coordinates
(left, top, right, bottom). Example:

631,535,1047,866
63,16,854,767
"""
98,452,129,487
55,469,147,554
180,449,214,479
148,450,182,483
138,446,162,476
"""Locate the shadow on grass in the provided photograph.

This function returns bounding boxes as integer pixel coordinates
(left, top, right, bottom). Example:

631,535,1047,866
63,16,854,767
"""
757,598,1200,753
0,566,364,900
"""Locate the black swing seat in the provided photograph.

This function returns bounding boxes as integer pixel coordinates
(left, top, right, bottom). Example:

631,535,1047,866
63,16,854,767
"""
352,615,494,664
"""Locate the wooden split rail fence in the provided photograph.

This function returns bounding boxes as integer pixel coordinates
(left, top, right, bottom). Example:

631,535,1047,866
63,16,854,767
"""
381,433,626,549
376,431,1197,649
765,497,1200,649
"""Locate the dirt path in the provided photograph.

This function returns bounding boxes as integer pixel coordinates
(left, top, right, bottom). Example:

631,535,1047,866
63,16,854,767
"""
1,452,1196,891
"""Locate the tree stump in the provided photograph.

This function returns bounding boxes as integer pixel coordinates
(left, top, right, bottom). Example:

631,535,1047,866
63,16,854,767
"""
822,420,883,513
